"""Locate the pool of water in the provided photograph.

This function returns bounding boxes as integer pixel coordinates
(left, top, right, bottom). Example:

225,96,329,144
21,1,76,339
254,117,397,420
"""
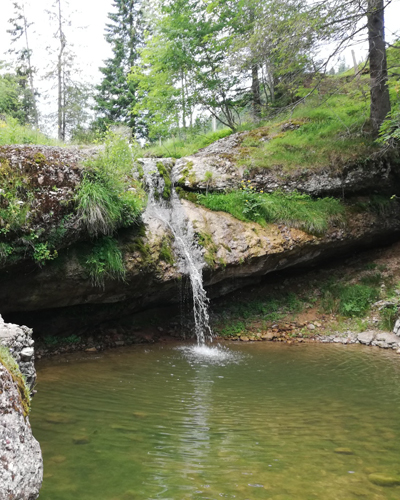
31,342,400,500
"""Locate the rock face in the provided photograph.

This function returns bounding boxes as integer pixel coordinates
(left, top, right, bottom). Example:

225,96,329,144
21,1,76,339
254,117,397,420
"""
0,363,43,500
173,131,400,197
0,315,36,391
1,194,400,336
1,144,400,336
0,315,42,500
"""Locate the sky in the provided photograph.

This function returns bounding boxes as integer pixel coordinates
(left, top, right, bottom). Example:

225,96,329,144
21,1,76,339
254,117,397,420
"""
0,0,400,133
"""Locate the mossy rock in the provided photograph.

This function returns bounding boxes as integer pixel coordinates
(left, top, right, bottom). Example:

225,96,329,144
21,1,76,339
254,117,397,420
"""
368,473,400,487
72,435,91,445
46,412,75,425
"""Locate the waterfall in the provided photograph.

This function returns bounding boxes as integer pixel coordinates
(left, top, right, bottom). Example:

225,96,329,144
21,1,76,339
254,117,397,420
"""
140,159,213,345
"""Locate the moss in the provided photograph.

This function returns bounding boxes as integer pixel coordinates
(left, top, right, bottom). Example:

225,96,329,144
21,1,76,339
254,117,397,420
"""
159,235,175,265
175,187,198,203
33,152,46,165
0,345,31,417
156,161,172,200
197,231,219,268
177,160,196,187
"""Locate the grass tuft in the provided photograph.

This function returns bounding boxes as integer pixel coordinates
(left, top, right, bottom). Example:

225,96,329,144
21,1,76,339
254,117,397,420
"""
198,188,346,235
83,236,126,288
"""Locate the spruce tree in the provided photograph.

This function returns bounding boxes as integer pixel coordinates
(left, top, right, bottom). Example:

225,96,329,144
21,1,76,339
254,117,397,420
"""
94,0,142,135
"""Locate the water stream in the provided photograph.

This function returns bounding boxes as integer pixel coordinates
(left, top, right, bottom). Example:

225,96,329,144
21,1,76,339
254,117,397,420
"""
141,159,212,345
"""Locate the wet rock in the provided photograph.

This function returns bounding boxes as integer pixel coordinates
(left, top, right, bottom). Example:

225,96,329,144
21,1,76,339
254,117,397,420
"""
261,332,275,340
393,318,400,336
20,347,34,361
72,436,90,445
372,332,400,348
240,336,250,342
357,331,376,345
368,473,400,487
0,316,37,391
45,413,75,425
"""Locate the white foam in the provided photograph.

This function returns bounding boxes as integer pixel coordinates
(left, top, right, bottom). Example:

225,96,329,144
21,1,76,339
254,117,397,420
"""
177,344,242,365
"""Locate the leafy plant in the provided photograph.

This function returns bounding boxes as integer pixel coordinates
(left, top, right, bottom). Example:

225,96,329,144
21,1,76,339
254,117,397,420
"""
32,242,58,265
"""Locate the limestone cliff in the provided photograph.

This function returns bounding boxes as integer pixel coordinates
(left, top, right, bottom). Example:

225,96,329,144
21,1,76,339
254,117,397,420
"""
1,142,400,336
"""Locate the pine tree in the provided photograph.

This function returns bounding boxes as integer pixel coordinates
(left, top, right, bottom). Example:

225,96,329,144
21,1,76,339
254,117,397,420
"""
94,0,143,135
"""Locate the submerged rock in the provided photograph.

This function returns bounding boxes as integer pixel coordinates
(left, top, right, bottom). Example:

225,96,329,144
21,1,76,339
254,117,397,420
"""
334,447,354,455
368,473,400,487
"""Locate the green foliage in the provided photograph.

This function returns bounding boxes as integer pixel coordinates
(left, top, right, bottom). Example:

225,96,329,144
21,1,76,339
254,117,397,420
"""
0,345,31,416
94,0,143,135
32,242,58,265
0,158,30,234
156,162,172,200
83,236,126,288
380,305,398,331
321,283,379,317
76,131,145,236
238,87,376,172
0,116,57,146
159,236,175,265
145,128,232,159
198,186,346,235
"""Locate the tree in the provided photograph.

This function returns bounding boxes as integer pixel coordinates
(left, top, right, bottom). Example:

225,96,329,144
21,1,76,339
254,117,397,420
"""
7,1,39,127
367,0,391,134
307,0,392,134
94,0,143,135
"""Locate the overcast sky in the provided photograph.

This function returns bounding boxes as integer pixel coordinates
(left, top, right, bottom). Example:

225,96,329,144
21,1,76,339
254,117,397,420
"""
0,0,399,133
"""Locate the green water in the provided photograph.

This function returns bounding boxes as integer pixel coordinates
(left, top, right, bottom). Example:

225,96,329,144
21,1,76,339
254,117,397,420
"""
31,342,400,500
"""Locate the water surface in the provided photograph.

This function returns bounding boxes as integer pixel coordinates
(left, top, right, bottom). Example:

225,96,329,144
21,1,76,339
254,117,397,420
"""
31,342,400,499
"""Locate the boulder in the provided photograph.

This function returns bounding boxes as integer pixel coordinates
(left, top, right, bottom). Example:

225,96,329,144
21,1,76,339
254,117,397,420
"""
357,331,376,345
0,363,43,499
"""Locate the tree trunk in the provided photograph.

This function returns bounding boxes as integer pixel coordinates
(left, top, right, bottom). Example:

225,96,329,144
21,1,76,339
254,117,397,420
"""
57,0,66,141
252,64,261,121
22,8,39,128
368,0,391,135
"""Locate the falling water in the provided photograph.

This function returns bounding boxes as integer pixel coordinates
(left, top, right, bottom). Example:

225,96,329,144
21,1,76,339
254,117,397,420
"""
140,159,213,345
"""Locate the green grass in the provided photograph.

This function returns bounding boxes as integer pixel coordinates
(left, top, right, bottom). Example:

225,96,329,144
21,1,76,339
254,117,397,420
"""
144,128,233,159
238,83,376,173
83,236,126,288
0,115,60,146
198,187,346,235
0,345,31,416
320,282,380,317
76,132,146,236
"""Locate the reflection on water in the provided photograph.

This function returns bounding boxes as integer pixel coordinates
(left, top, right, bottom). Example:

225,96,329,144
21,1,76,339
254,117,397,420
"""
31,342,400,500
